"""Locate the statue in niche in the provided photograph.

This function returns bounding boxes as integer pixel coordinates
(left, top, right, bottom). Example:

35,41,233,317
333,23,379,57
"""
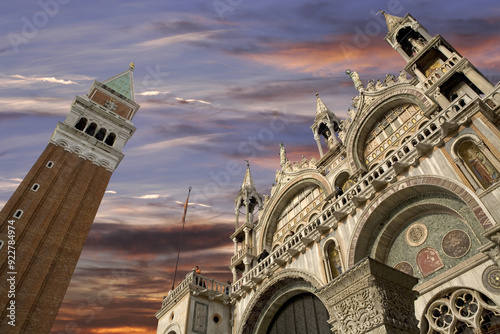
327,243,342,278
409,37,425,54
460,142,498,187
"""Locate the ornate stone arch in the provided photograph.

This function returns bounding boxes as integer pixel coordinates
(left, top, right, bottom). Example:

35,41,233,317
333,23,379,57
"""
348,175,494,267
258,173,332,251
237,268,328,334
345,86,434,174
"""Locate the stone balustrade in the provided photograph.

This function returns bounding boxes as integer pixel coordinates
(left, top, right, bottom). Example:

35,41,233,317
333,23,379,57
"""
231,246,253,264
161,271,231,310
422,53,462,90
231,90,483,296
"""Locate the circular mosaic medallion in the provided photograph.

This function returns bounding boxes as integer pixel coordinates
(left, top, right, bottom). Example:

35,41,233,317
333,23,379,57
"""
483,265,500,294
394,262,414,276
406,223,428,247
442,230,471,258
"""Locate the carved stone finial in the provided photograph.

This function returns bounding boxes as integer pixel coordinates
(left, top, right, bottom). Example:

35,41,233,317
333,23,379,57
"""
398,70,409,83
366,80,375,91
384,74,395,86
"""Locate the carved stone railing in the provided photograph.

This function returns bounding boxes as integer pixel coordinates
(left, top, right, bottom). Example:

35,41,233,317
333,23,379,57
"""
231,246,253,264
159,271,231,313
231,91,480,296
422,53,462,90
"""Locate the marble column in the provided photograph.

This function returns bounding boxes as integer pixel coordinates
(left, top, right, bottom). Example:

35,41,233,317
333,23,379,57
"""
462,65,494,95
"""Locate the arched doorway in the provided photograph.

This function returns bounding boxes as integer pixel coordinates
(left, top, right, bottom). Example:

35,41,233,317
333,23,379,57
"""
266,293,330,334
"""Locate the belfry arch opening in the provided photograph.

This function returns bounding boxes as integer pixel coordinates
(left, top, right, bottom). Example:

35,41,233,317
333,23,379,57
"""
396,26,425,58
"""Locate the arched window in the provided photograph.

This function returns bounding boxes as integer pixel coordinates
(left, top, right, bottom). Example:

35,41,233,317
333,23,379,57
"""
74,118,87,131
14,209,23,219
105,133,116,146
364,103,422,168
85,123,97,136
95,128,107,141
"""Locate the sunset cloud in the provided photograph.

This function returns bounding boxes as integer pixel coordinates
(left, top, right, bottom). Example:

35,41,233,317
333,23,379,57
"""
1,1,496,334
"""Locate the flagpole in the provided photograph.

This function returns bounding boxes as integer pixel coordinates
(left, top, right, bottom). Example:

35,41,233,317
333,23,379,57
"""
171,186,192,291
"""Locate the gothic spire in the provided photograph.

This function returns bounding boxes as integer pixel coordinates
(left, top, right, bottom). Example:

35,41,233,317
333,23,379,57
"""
380,11,404,33
316,93,331,119
241,161,257,191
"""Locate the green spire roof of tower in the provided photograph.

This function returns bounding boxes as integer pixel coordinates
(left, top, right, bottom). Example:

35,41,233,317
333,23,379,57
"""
102,63,135,101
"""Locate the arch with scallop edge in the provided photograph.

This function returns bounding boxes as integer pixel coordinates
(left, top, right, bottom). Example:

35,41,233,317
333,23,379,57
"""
85,153,97,162
345,85,435,174
70,146,83,155
236,268,328,334
347,175,494,267
55,139,69,148
258,172,332,252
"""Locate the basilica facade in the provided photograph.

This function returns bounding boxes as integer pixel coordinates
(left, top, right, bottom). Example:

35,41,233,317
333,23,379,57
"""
155,13,500,334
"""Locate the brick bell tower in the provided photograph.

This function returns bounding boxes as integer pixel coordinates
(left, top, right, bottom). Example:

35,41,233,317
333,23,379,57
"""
0,64,140,333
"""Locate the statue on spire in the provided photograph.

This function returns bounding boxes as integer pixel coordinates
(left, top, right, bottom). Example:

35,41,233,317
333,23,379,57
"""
279,143,287,167
346,69,365,92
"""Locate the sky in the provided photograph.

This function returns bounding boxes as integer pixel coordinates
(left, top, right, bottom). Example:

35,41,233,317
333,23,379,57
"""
1,0,499,333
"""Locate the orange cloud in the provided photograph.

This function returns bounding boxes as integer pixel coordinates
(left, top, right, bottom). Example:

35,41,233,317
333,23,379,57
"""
229,35,406,77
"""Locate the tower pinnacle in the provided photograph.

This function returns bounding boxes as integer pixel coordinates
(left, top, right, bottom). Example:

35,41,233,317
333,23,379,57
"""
102,66,135,101
241,162,257,191
379,10,404,32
